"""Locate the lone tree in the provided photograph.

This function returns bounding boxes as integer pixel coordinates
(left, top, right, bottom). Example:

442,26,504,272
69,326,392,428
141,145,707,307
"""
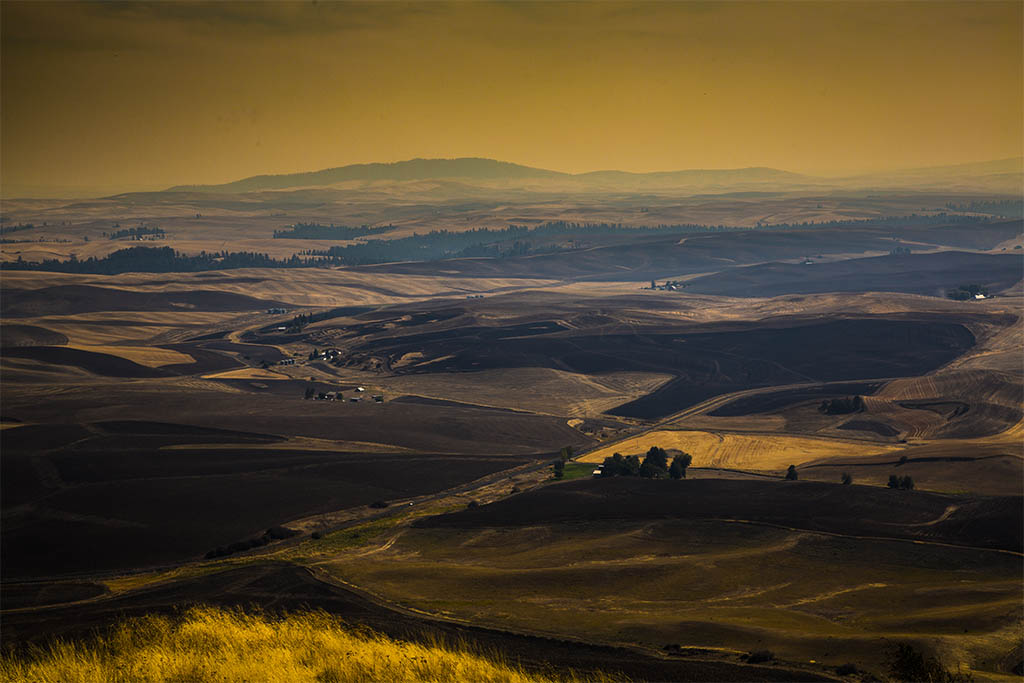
785,465,799,481
841,472,853,485
669,453,693,480
639,446,669,478
553,460,565,480
559,446,574,461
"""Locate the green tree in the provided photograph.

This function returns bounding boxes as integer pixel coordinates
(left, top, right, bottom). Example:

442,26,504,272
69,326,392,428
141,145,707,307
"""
669,453,693,479
900,475,915,490
841,472,852,485
559,446,574,461
640,446,669,478
785,465,798,481
553,460,564,480
888,474,901,489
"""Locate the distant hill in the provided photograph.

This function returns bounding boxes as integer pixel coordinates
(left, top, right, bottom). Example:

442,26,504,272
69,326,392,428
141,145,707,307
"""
165,156,1024,194
166,158,568,193
166,157,811,193
577,166,807,184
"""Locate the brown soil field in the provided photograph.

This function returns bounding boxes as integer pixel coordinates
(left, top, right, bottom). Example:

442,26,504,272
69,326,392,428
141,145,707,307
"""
0,324,68,347
417,478,1022,552
323,480,1022,678
684,250,1022,298
1,416,543,577
0,563,830,682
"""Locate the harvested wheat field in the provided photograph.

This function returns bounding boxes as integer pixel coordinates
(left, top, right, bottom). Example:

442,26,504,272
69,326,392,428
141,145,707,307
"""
577,429,900,470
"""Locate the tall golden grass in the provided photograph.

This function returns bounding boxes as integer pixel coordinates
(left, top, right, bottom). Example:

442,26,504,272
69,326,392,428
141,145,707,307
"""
0,606,603,683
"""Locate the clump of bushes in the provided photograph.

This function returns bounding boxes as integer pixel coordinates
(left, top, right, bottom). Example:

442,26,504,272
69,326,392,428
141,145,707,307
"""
204,526,300,559
368,500,389,509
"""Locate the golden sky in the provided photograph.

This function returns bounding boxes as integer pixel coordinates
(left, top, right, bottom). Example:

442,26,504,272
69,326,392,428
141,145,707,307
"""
2,1,1021,196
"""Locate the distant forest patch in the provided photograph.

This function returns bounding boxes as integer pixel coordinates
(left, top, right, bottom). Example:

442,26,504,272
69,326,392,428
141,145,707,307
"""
944,199,1023,218
107,226,165,240
273,223,397,240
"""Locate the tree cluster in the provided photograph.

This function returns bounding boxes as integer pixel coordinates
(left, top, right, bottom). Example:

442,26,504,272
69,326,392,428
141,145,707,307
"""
601,447,692,479
947,284,989,301
819,396,865,415
888,474,915,490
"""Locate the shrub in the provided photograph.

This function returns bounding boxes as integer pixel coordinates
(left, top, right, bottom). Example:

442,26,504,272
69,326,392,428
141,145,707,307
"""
747,650,775,664
368,500,389,509
311,531,324,540
841,472,853,485
467,500,479,509
785,465,798,481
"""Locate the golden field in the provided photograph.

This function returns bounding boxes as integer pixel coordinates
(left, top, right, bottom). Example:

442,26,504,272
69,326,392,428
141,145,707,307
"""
577,429,900,470
0,606,598,683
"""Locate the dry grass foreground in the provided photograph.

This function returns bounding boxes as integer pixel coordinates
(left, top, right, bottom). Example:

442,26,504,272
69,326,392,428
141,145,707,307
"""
0,606,604,683
577,429,900,470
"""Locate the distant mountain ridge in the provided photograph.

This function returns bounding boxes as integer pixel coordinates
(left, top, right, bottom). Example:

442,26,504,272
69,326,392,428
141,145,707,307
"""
165,157,808,193
165,156,1023,194
167,158,567,193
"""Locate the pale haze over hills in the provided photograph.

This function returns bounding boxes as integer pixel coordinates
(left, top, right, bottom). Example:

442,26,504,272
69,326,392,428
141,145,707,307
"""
164,157,1024,196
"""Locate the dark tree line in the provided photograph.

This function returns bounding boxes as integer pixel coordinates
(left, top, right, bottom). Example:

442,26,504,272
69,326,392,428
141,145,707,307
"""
0,223,36,236
760,213,992,231
2,214,997,274
273,223,397,239
107,226,165,240
945,199,1023,218
1,246,305,274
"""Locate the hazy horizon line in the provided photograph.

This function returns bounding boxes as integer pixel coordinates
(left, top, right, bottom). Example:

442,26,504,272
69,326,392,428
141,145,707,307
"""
3,154,1022,201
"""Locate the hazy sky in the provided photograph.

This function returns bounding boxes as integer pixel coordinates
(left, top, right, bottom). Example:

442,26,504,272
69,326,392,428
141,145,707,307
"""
2,1,1022,196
